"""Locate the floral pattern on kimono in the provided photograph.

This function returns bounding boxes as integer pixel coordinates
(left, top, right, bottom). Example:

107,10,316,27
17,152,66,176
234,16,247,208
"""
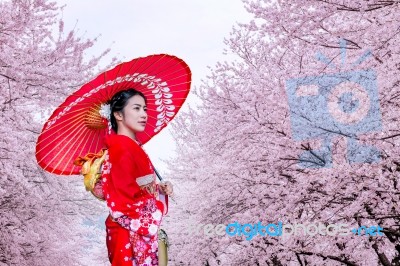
102,134,166,266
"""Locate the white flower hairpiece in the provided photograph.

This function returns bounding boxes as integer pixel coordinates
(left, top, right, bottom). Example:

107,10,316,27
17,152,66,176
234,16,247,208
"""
99,103,111,120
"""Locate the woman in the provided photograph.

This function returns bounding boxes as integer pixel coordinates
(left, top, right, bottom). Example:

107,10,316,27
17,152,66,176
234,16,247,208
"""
101,88,173,265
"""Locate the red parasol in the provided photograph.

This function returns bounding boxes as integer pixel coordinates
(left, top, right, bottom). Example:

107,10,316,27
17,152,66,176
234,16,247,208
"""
36,54,191,175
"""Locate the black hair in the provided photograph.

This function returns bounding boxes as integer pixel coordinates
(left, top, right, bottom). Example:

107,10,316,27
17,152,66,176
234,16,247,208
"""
109,88,147,133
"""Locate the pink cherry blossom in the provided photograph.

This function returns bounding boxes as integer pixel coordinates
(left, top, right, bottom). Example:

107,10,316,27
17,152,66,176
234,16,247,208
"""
0,0,113,264
166,0,400,265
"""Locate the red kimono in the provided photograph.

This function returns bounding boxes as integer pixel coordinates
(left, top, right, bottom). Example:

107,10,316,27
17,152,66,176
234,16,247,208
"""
101,134,167,266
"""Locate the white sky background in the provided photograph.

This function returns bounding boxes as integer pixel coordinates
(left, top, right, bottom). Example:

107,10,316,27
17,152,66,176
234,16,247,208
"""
56,0,252,174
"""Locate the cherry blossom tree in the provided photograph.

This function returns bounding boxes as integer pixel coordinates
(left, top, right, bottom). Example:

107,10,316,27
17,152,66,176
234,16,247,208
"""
167,0,400,265
0,0,112,264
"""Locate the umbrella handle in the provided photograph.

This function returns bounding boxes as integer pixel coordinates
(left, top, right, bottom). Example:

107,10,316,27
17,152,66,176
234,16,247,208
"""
153,167,163,182
152,166,176,203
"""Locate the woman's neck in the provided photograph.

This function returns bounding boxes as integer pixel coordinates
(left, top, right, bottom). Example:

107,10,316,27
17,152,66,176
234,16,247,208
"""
117,128,137,143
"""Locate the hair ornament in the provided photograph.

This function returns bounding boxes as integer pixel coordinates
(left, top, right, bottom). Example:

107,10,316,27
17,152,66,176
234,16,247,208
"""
99,103,111,121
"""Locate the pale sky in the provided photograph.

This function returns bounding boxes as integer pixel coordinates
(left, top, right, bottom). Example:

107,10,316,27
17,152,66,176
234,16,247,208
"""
56,0,252,174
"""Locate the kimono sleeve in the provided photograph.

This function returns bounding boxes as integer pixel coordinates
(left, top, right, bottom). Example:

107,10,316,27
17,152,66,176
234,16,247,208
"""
105,143,162,237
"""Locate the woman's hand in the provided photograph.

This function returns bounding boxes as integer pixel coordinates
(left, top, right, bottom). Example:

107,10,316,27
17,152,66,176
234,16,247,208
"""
159,181,173,196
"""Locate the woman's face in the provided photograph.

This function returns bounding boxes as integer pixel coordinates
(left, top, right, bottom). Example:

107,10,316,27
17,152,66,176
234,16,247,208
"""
115,94,147,135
